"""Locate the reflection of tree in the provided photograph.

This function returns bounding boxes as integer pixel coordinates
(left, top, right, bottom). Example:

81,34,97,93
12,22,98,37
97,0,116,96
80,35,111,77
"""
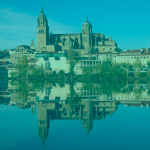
133,81,142,100
30,67,44,79
83,79,126,97
133,58,142,79
17,81,29,102
133,88,142,101
66,83,81,107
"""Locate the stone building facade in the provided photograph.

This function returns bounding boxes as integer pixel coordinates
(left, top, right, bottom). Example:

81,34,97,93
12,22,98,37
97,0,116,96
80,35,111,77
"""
37,9,117,54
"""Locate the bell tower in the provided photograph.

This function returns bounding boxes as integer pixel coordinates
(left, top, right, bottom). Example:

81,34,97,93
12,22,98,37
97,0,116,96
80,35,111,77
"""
37,8,49,51
82,17,92,51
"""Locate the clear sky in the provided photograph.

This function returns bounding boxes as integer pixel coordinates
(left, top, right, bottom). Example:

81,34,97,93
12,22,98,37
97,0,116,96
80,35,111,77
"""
0,0,150,50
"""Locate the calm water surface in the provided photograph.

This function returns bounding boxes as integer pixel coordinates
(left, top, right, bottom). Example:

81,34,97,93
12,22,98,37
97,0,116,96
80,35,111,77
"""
0,81,150,150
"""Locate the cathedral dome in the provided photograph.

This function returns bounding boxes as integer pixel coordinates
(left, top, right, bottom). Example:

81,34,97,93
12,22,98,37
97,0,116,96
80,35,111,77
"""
82,17,92,27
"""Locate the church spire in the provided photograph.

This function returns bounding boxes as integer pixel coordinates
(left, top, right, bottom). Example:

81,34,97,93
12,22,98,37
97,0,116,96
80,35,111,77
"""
41,3,44,13
41,8,44,13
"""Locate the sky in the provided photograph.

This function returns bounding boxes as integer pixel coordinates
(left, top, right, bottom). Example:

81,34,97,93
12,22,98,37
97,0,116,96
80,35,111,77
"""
0,0,150,50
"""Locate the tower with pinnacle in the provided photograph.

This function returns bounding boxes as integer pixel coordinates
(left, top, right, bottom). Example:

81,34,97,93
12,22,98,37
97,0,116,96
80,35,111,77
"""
36,8,117,53
37,8,49,51
82,17,92,50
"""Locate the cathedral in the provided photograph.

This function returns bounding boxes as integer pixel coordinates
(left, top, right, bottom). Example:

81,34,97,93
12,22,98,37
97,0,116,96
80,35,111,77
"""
37,8,117,54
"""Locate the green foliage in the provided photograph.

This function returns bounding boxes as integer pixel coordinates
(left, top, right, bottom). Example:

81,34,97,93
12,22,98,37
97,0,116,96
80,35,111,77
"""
147,61,150,68
17,81,29,102
66,82,81,106
65,50,79,61
10,71,18,79
133,58,142,78
59,70,65,75
133,58,142,69
114,48,122,53
17,56,29,78
65,50,79,74
82,59,127,81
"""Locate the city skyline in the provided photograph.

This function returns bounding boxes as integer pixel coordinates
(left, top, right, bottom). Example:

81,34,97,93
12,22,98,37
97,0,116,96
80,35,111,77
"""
1,0,150,50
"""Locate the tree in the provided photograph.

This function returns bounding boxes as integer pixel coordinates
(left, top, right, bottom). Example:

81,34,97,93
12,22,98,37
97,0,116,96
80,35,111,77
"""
65,50,79,74
30,67,44,79
17,56,29,78
114,48,122,53
147,61,150,68
133,58,142,78
10,71,19,79
133,58,142,69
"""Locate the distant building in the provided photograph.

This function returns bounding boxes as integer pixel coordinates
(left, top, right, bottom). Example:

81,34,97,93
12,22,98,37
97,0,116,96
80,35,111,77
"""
36,57,70,73
37,8,117,54
30,40,35,49
35,51,65,60
16,45,30,50
0,51,9,59
116,49,150,67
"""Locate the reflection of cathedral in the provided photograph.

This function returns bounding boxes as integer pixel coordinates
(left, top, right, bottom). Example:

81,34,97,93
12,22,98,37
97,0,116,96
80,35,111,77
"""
37,100,118,144
2,81,150,146
37,8,117,53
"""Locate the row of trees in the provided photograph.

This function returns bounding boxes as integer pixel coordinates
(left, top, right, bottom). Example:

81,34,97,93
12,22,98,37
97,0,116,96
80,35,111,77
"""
10,54,150,82
82,59,127,81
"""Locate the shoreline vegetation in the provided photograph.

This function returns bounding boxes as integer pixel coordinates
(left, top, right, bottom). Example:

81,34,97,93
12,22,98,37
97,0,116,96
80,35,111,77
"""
8,54,150,84
7,76,150,104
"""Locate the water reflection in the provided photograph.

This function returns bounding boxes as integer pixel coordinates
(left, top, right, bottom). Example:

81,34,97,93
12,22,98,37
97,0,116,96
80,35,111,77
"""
0,80,150,147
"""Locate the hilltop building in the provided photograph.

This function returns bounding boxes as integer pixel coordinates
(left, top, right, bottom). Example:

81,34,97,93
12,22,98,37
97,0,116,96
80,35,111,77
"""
37,8,117,54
